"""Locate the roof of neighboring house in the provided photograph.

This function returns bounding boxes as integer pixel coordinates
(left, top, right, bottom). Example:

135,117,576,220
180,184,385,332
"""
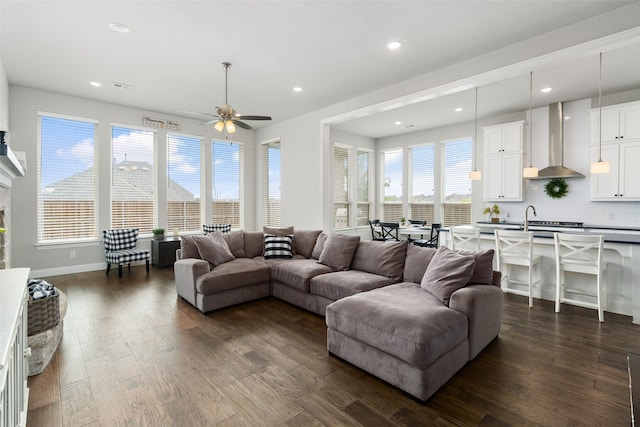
42,161,195,201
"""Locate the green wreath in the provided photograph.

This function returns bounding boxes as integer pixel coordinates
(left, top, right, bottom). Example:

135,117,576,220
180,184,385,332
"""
544,178,569,199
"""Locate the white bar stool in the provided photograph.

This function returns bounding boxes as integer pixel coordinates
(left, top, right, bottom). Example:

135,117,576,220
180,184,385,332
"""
450,226,480,251
494,229,541,307
554,233,606,322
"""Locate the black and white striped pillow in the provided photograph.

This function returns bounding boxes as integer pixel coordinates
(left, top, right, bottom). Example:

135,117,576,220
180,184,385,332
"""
264,234,293,259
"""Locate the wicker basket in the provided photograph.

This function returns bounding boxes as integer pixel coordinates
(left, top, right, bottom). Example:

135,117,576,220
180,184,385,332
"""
28,292,60,336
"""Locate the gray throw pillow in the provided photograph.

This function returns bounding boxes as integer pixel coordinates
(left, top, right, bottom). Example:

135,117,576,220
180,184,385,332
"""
457,249,495,285
421,246,476,305
318,233,360,271
311,232,327,259
180,235,200,259
403,244,437,284
223,230,246,258
193,231,235,267
293,230,323,258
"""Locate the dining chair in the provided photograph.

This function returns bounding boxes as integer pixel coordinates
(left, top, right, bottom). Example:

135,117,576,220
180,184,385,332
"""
413,223,441,248
407,219,427,241
554,233,606,322
379,222,400,241
369,219,384,241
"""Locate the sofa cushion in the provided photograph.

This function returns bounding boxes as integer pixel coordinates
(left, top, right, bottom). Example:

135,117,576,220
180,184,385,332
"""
180,235,200,259
223,230,245,258
326,282,468,369
293,230,322,258
421,246,476,305
457,249,494,285
403,244,437,284
318,233,360,271
311,232,327,259
271,259,335,293
310,270,396,301
243,231,264,259
351,240,407,281
196,258,271,295
193,231,235,267
264,234,294,259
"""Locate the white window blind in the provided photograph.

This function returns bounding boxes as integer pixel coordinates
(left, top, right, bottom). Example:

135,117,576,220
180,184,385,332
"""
212,141,241,228
263,141,281,227
37,114,97,242
167,133,202,233
111,125,156,233
382,149,403,222
410,144,435,223
356,149,371,227
443,138,472,227
333,144,350,229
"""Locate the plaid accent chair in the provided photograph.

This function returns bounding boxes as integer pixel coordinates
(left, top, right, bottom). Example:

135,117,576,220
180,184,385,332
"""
103,228,150,278
203,224,232,234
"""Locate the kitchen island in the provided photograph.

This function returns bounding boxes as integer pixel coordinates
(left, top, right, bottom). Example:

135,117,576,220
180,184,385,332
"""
445,222,640,323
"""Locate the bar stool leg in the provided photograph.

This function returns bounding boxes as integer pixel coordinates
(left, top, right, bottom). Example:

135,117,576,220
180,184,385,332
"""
555,267,562,314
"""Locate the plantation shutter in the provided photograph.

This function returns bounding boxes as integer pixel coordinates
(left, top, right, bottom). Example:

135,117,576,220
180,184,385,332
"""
37,114,98,242
167,133,202,233
333,144,350,229
382,149,403,222
443,138,472,227
212,141,241,228
410,144,435,223
356,149,371,227
263,141,281,227
111,125,156,233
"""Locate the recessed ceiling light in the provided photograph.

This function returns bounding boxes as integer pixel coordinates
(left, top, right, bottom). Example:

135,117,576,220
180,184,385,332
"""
109,23,130,33
293,86,302,92
540,87,552,93
387,41,402,50
89,81,102,87
455,107,463,112
564,116,571,120
394,121,402,125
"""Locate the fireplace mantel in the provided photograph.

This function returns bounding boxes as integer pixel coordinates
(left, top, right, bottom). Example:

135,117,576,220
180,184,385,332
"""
0,144,26,188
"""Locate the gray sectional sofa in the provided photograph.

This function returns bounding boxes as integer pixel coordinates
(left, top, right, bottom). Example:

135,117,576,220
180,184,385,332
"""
173,228,503,401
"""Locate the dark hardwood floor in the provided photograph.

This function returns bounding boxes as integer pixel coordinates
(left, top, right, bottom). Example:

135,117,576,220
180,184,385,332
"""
26,266,637,426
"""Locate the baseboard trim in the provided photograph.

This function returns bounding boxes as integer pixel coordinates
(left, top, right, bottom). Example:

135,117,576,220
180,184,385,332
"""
29,262,107,278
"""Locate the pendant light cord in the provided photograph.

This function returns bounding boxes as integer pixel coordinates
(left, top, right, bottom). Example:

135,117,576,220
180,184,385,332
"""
598,52,603,162
529,71,533,168
474,86,478,170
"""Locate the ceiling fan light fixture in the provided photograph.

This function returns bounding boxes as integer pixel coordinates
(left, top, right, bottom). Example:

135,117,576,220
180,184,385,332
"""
214,120,225,132
225,120,236,134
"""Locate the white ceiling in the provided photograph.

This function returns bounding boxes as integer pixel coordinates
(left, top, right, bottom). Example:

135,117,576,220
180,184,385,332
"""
2,1,639,136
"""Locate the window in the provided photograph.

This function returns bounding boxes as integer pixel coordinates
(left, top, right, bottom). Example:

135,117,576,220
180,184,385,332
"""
263,141,281,227
111,125,156,233
212,141,242,228
410,144,435,224
167,133,202,233
356,149,372,227
37,114,97,242
381,149,403,222
442,138,472,227
333,144,350,228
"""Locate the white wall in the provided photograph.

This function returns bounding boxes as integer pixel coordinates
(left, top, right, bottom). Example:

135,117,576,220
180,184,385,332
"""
8,86,256,275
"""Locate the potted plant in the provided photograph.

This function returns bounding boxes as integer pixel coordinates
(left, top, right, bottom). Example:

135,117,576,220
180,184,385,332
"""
483,205,501,222
152,228,165,241
400,217,406,226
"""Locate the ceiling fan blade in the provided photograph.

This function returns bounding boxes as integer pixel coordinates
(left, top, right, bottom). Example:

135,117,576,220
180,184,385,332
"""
232,119,252,130
238,115,272,121
203,119,221,125
178,110,216,117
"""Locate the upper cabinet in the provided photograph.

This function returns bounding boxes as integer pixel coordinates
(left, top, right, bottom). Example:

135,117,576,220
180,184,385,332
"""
591,101,640,143
483,121,524,201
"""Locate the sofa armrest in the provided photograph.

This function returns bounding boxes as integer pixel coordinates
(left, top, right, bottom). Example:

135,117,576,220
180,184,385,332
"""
449,280,503,360
174,258,210,307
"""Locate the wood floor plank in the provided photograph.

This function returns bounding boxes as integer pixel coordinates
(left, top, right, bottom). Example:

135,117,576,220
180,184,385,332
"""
27,268,639,426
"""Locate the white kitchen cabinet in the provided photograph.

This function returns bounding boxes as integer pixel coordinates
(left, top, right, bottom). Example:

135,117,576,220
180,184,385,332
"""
591,101,640,143
591,140,640,201
483,121,523,201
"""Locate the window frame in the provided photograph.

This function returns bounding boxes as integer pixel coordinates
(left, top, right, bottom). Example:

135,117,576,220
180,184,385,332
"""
167,132,203,234
262,140,281,227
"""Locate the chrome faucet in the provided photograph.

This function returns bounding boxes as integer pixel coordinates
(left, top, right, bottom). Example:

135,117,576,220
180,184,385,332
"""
524,205,537,232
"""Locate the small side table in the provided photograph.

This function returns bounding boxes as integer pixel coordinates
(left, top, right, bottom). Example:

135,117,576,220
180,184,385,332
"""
151,238,181,268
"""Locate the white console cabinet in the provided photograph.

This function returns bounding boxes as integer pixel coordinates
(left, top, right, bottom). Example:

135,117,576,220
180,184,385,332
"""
0,268,30,427
483,121,524,201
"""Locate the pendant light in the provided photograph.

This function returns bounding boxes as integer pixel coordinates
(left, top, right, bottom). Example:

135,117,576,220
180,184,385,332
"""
523,71,539,178
469,86,482,181
590,52,610,174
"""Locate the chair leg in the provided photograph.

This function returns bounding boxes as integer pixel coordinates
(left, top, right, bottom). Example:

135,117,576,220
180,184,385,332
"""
106,263,111,275
555,269,562,314
146,259,150,273
597,273,604,322
528,263,533,308
118,264,123,278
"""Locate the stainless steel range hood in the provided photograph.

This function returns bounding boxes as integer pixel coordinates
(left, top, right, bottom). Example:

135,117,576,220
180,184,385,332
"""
527,102,585,180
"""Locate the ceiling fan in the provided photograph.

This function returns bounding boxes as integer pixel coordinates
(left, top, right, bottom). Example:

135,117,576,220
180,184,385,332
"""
184,62,271,133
